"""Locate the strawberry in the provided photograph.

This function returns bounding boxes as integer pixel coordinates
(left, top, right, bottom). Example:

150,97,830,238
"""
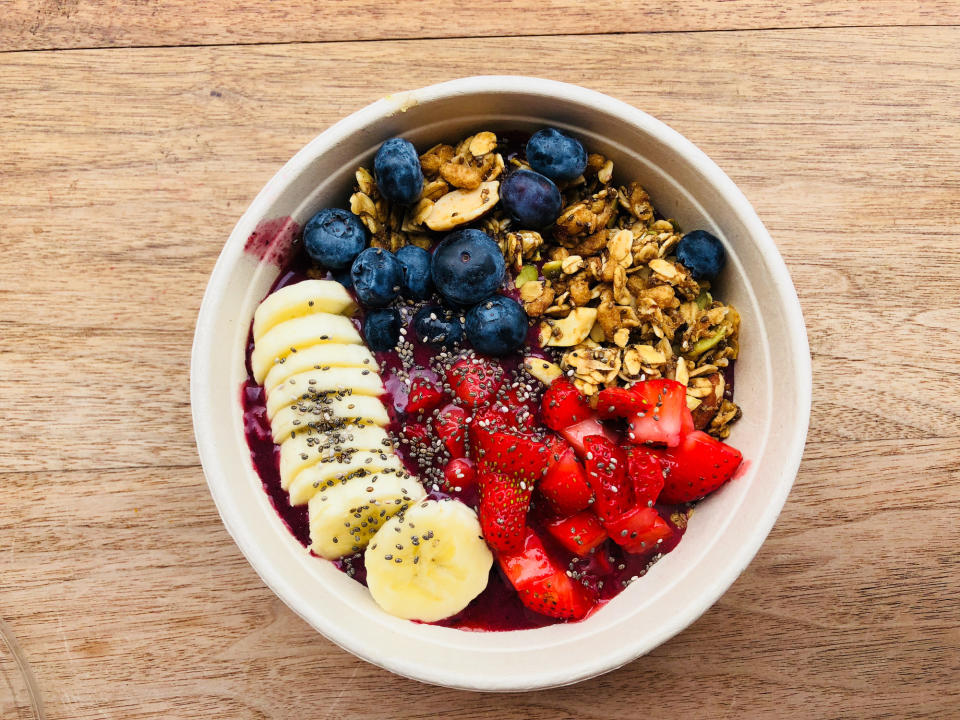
443,457,477,492
539,445,593,516
540,379,593,431
473,429,550,487
625,446,665,507
478,469,532,553
596,386,648,419
404,377,446,415
581,435,632,522
433,403,469,458
604,506,673,554
545,511,608,556
655,430,743,503
400,421,430,445
497,529,597,620
446,357,502,408
560,417,617,456
626,379,694,448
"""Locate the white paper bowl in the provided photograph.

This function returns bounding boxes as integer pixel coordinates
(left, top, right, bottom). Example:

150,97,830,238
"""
191,76,811,691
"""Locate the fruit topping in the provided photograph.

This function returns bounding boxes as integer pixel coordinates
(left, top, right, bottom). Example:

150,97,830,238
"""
539,444,594,516
604,506,673,555
302,208,368,269
433,403,469,459
653,430,743,503
525,128,588,182
559,417,615,456
545,511,608,556
541,378,593,431
395,244,434,299
473,429,550,488
464,295,529,356
405,378,446,415
478,468,532,553
625,446,665,507
430,228,506,306
595,386,648,419
500,169,562,229
446,357,502,408
581,435,631,522
676,229,726,280
373,137,423,205
350,247,403,307
362,307,401,351
626,379,694,448
442,458,477,492
413,304,464,347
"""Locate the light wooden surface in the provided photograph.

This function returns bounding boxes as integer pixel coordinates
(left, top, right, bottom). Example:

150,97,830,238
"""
2,4,959,718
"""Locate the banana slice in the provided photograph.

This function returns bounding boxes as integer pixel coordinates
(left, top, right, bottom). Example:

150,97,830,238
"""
263,343,378,395
265,368,385,421
253,280,357,342
287,450,405,506
308,472,426,559
364,499,493,622
251,313,362,384
270,395,390,445
279,425,393,490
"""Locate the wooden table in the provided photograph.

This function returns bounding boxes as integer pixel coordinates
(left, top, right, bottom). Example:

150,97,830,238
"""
2,3,958,718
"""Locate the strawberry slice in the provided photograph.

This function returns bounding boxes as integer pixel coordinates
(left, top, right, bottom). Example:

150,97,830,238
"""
560,417,617,456
604,506,673,554
626,379,694,448
473,429,550,487
446,357,502,408
596,386,648,419
405,378,446,415
545,511,608,556
442,457,477,492
539,445,593,516
433,403,469,458
625,446,665,507
581,435,632,522
400,421,430,445
498,529,597,620
541,379,593,431
655,430,743,503
478,469,532,553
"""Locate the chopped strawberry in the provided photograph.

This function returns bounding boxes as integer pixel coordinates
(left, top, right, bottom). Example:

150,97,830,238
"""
467,403,519,453
581,435,632,522
446,357,502,408
560,417,617,456
540,379,593,431
539,446,593,516
625,446,665,507
400,421,430,445
478,469,532,553
473,429,550,487
433,403,469,458
596,386,648,419
655,430,743,503
604,506,673,554
497,529,597,620
626,379,694,448
442,457,477,492
404,378,446,415
545,511,608,556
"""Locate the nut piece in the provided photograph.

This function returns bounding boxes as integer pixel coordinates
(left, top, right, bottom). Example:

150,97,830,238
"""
539,307,598,347
424,181,499,231
468,131,498,156
523,356,563,385
561,255,584,275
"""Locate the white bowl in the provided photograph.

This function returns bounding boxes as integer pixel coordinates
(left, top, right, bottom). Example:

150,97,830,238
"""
191,76,811,691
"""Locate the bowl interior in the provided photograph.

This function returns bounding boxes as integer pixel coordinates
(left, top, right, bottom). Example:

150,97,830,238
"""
192,77,809,691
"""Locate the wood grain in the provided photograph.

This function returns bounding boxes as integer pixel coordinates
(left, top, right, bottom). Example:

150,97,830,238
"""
1,22,959,720
2,0,959,51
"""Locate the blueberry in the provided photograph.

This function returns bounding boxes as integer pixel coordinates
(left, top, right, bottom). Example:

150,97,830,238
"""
302,208,368,269
374,137,423,205
465,295,528,356
526,128,587,182
413,305,463,348
396,245,433,299
500,170,562,229
363,308,401,351
676,229,726,280
431,229,505,306
350,247,403,308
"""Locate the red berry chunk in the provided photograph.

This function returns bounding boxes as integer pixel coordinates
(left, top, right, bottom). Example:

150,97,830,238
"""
540,379,593,431
560,417,616,456
446,357,502,408
626,379,694,448
433,403,469,459
596,386,648,419
654,430,743,503
404,378,446,415
604,506,673,554
472,429,550,487
540,445,593,516
442,457,477,492
545,511,608,556
581,435,631,522
478,469,532,553
625,446,665,507
497,529,597,620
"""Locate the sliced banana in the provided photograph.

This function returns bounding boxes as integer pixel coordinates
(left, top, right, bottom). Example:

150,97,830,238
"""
263,343,378,395
308,472,426,559
253,280,357,342
287,450,405,506
279,425,393,490
251,313,362,384
265,368,385,420
364,499,493,622
270,394,390,444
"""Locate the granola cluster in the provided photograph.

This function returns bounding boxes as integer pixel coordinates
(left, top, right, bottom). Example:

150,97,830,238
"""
346,131,741,438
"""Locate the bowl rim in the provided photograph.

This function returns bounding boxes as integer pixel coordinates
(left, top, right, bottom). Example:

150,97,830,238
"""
191,75,811,691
